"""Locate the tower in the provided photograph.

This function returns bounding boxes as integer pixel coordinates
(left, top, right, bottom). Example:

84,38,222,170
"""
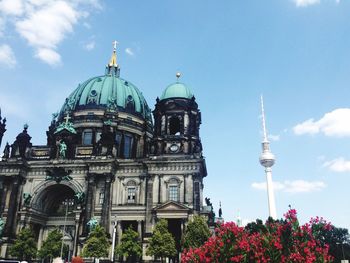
259,96,277,219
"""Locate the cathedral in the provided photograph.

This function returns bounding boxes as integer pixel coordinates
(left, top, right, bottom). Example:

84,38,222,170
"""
0,45,207,261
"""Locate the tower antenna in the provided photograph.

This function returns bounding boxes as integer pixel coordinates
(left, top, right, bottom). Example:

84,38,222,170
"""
261,95,268,142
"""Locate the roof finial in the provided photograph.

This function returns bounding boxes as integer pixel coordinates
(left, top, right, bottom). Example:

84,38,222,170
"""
176,72,181,82
109,40,118,67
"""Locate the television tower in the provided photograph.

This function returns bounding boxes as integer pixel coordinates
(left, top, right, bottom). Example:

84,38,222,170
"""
259,96,277,219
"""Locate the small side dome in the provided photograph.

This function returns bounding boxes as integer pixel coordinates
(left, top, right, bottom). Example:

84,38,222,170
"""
160,82,193,101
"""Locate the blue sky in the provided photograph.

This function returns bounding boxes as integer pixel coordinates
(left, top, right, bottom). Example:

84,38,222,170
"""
0,0,350,229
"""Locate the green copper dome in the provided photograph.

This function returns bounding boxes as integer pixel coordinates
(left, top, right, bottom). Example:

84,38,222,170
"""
60,75,152,122
160,82,194,101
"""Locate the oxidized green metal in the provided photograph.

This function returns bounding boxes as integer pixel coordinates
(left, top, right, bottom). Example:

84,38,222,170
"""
160,82,194,100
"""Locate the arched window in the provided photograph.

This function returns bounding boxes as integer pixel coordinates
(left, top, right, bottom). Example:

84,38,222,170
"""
115,132,122,156
123,134,133,158
99,191,105,205
82,129,93,145
168,178,179,202
125,95,135,112
126,180,137,204
169,116,181,135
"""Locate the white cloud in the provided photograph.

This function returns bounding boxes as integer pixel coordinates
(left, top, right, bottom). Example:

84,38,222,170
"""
323,157,350,172
293,0,320,7
35,48,61,66
125,47,134,56
0,0,24,16
269,134,280,141
293,0,342,7
293,108,350,137
252,180,326,193
84,40,95,51
0,0,101,66
0,44,17,68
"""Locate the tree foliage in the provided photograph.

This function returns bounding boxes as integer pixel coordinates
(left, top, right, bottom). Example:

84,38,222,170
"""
82,225,110,258
182,216,210,250
38,228,68,260
9,228,37,261
115,227,142,262
146,219,177,262
310,216,350,262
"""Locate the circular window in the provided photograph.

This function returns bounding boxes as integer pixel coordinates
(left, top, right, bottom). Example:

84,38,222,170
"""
90,90,97,97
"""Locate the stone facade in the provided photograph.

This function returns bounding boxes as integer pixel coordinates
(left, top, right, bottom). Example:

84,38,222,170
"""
0,55,207,261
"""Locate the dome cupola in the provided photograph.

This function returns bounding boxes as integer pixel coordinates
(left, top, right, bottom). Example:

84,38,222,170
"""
160,73,194,101
47,42,153,160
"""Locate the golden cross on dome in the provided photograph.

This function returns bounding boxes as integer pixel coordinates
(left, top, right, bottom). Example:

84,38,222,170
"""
113,40,118,52
109,40,118,67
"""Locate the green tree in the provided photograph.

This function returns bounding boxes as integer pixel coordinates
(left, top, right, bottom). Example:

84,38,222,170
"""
82,225,110,258
146,219,176,263
182,216,210,250
38,229,68,260
9,228,37,261
311,220,350,262
115,227,142,263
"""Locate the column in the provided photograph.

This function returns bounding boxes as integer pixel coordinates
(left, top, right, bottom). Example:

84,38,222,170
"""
161,116,166,135
187,174,193,205
183,174,187,204
184,112,189,135
83,173,96,235
37,226,44,250
101,174,112,229
137,220,142,241
0,180,8,217
73,210,81,256
0,177,4,216
4,176,21,237
117,221,122,244
158,175,162,204
145,175,154,234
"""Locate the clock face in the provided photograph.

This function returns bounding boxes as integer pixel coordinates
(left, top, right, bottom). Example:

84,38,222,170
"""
169,144,179,153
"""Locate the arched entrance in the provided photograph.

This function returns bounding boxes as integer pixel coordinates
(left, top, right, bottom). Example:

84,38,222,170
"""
36,184,75,215
28,183,80,260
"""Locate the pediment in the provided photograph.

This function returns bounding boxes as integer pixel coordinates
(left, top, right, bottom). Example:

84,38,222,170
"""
153,201,190,212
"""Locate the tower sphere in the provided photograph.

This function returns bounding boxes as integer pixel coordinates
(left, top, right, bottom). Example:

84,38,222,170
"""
259,151,275,168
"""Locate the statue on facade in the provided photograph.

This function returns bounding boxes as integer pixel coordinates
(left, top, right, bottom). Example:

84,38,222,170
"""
218,201,223,218
46,167,72,183
12,124,32,158
0,110,6,148
2,142,10,159
87,218,98,232
205,197,211,207
74,192,85,204
107,96,118,112
0,218,4,237
23,193,32,206
97,125,114,156
59,140,67,159
205,197,215,224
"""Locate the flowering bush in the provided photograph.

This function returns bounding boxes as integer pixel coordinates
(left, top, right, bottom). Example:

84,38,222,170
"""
182,210,333,263
72,256,84,263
